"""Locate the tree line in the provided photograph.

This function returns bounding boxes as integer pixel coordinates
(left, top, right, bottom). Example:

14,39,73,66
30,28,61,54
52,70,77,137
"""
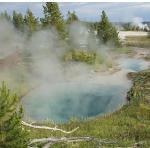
0,2,120,46
0,3,79,39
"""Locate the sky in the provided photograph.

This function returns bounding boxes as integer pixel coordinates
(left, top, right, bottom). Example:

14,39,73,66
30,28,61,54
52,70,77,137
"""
0,2,150,22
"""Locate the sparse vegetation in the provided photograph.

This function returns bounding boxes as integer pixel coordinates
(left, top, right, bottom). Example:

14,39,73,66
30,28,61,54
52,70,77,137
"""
125,36,150,47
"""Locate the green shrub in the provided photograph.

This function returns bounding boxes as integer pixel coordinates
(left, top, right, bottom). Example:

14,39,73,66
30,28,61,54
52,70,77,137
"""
64,49,97,64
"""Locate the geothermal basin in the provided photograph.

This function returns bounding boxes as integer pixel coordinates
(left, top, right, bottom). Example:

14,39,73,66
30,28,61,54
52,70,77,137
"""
22,57,150,123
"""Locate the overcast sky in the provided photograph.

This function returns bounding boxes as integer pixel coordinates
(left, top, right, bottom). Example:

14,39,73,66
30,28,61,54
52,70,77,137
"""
0,2,150,22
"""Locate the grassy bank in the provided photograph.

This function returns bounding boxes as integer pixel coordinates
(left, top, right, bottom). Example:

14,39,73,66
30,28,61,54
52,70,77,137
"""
25,69,150,148
125,36,150,48
111,47,134,55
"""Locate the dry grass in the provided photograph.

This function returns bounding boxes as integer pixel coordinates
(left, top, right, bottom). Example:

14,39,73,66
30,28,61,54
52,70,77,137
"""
125,36,150,48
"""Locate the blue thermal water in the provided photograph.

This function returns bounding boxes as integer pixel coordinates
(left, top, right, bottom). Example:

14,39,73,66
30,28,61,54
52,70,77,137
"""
23,83,128,123
119,58,149,72
23,58,149,123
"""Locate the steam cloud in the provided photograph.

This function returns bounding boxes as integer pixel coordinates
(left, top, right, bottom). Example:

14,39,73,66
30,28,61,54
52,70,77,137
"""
0,19,133,122
0,19,125,88
131,17,150,31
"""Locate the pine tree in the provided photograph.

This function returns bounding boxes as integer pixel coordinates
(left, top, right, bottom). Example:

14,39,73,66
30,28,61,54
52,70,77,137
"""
0,10,11,21
0,82,28,148
41,2,66,39
12,10,24,32
24,9,38,35
66,11,78,24
97,10,120,46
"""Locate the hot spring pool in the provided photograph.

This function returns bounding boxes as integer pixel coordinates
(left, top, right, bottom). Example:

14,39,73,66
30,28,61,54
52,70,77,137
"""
22,57,149,123
119,58,149,72
22,83,129,123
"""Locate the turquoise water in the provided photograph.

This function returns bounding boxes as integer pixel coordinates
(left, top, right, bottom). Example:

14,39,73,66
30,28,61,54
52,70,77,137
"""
22,58,149,123
23,83,128,123
119,58,149,72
